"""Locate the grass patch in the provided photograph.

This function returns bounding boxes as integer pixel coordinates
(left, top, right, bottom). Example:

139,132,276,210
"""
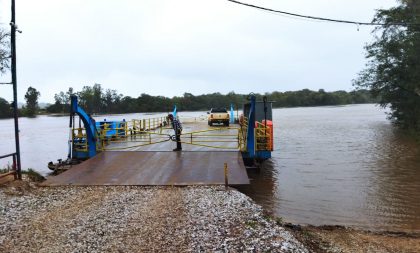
0,164,14,173
1,166,45,182
275,217,283,225
245,220,258,229
22,168,45,182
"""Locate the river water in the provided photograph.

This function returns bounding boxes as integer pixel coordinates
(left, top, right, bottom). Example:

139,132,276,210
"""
1,104,419,232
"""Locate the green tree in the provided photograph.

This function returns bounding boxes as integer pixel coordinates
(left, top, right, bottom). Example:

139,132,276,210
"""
24,86,41,117
354,0,420,133
0,97,12,118
0,28,9,74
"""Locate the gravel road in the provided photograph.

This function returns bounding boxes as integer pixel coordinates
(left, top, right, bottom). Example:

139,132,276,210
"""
0,181,307,252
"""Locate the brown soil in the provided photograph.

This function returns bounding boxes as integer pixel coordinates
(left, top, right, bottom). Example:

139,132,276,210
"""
287,224,420,253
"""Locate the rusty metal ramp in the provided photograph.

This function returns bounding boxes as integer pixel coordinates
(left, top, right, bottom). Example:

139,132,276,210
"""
42,151,249,186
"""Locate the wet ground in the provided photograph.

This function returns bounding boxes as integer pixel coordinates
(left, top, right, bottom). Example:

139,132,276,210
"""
2,105,420,232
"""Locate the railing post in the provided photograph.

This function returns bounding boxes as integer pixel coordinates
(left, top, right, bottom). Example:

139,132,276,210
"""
132,119,135,135
224,163,229,190
237,129,240,150
13,154,18,180
125,121,128,137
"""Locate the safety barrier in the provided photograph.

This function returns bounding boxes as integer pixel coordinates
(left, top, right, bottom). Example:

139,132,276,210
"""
130,117,168,132
99,117,169,150
72,116,169,152
0,153,19,180
177,115,207,123
178,127,242,150
102,132,170,151
71,115,271,153
102,127,243,151
239,117,248,152
237,117,273,152
255,121,273,151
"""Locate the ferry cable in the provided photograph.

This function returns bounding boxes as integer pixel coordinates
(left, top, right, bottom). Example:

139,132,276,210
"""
225,0,420,27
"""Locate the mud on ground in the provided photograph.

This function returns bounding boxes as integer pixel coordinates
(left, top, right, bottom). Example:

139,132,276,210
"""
287,224,420,253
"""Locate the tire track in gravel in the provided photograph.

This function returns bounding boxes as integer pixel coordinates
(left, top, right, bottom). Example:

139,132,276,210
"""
107,187,190,252
8,188,112,253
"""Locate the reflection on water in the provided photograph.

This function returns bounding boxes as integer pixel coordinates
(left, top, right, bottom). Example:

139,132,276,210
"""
239,104,420,232
1,104,419,232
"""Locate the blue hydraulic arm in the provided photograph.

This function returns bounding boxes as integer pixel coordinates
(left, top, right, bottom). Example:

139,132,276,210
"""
70,95,97,158
246,95,256,158
230,104,234,124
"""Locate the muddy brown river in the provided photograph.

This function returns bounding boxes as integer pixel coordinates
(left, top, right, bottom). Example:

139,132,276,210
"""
1,104,419,231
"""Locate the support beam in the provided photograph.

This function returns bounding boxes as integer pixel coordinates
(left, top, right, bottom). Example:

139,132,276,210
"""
11,0,21,180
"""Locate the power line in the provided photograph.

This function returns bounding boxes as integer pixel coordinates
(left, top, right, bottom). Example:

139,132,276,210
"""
225,0,419,26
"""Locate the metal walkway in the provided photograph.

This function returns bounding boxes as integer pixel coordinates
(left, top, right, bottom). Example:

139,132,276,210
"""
42,151,249,186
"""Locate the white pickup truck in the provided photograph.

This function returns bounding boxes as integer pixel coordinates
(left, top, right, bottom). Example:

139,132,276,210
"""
208,108,230,126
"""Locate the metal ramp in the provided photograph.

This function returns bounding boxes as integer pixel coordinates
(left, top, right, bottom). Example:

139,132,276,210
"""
42,151,249,186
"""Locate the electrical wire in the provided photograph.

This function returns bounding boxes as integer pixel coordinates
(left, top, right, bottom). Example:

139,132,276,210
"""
225,0,420,27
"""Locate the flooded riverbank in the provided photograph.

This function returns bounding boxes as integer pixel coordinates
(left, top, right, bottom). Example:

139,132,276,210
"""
239,104,420,232
1,104,419,232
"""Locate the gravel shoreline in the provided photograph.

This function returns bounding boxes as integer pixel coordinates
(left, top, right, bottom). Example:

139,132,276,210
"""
0,180,307,252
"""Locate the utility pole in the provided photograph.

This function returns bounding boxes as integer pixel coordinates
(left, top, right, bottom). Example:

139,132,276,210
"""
10,0,22,180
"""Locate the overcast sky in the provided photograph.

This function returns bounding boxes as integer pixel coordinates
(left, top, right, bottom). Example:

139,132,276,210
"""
0,0,397,103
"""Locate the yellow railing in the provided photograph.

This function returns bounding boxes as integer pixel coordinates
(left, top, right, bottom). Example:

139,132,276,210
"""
71,116,273,153
239,117,248,152
179,127,242,150
72,116,169,152
255,121,273,151
130,117,168,132
72,127,88,152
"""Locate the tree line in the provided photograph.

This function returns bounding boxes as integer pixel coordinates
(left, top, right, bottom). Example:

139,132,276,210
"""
0,85,376,119
0,84,377,119
41,84,377,114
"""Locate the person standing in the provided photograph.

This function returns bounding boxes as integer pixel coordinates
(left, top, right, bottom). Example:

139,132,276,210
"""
168,114,182,151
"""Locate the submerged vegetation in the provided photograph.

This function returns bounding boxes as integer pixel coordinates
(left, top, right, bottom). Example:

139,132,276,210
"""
355,0,420,136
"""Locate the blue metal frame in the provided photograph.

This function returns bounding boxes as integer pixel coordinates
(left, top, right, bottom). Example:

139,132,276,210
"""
246,95,256,158
96,120,127,138
241,95,272,161
70,95,97,158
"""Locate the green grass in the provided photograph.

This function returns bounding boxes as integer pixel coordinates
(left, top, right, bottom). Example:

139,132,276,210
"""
0,164,13,174
22,168,45,182
245,220,258,229
1,167,45,182
275,217,283,225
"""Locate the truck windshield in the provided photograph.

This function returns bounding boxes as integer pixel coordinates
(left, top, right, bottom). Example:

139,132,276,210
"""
211,108,227,113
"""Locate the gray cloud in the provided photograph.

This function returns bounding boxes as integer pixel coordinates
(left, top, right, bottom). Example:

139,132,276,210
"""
0,0,396,103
